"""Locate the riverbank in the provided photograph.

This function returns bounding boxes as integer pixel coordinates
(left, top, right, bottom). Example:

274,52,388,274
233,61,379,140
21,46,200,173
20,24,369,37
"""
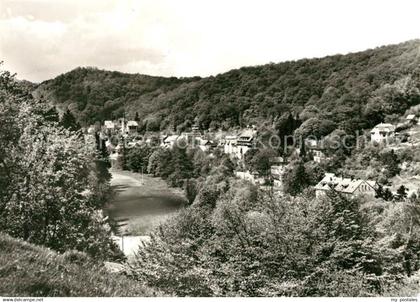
105,169,187,236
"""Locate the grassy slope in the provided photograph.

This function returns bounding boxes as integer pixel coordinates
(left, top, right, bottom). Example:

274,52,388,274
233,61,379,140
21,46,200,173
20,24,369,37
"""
0,233,159,297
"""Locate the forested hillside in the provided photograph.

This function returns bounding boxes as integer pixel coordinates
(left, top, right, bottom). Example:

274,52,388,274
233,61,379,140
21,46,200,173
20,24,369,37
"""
0,65,126,262
35,40,420,133
4,38,420,297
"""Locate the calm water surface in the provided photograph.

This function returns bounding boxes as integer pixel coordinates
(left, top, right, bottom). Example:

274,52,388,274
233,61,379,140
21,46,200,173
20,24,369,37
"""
106,170,186,235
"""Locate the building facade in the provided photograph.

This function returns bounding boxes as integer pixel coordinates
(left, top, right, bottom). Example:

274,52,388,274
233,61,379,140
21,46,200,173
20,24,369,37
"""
315,173,377,198
370,123,396,144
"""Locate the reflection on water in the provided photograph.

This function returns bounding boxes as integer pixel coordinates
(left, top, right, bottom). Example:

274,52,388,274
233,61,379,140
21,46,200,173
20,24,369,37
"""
105,171,186,236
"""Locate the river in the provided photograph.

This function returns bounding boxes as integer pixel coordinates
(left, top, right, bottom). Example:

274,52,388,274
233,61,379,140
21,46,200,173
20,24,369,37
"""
105,170,187,236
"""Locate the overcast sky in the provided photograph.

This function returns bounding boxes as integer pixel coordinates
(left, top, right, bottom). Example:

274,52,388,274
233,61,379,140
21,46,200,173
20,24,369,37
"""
1,0,420,82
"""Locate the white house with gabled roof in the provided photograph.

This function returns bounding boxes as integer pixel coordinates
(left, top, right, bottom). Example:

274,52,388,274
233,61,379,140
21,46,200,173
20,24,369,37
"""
406,114,418,125
104,120,115,129
315,173,377,198
161,135,180,149
370,123,396,144
126,120,139,134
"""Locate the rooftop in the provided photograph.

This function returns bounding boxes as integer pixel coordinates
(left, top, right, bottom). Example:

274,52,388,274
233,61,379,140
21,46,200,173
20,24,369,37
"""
315,173,376,194
127,121,139,127
104,120,115,128
270,156,286,164
372,123,396,132
163,135,179,143
239,129,255,139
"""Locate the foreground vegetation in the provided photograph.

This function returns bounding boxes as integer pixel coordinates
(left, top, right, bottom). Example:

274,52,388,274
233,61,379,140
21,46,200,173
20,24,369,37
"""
113,131,420,298
132,168,420,296
0,66,122,261
0,233,156,297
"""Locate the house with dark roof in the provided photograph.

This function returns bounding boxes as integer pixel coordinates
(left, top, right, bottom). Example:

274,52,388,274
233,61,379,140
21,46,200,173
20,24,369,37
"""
237,130,254,146
161,135,180,149
196,138,216,152
126,120,139,134
235,129,256,159
370,123,396,144
222,129,256,160
315,173,377,198
406,114,418,125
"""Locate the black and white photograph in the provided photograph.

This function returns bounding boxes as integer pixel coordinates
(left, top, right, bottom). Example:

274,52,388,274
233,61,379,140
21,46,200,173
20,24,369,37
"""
1,0,420,299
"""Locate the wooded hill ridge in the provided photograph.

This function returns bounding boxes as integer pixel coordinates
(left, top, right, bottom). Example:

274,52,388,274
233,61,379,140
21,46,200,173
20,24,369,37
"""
34,39,420,134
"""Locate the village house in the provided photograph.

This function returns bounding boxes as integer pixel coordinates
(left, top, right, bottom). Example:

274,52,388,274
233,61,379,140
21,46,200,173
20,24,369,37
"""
223,135,238,156
110,118,139,136
312,149,329,163
161,135,180,149
198,141,210,152
104,120,115,135
235,170,266,185
314,173,377,198
237,130,254,146
196,138,216,152
126,120,139,134
406,114,418,125
232,130,256,160
118,118,126,135
370,123,396,144
221,129,257,159
179,131,203,144
104,120,115,129
304,138,330,163
295,138,330,163
179,132,192,142
270,156,286,165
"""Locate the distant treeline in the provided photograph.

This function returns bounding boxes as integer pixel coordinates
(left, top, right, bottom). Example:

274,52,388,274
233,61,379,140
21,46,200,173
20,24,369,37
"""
35,40,420,136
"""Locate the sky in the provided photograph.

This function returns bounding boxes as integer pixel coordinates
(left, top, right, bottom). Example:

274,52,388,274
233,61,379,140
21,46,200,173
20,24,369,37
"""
1,0,420,83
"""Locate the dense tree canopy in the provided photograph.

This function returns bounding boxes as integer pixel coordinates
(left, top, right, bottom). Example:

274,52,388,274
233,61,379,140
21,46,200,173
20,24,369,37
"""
0,65,121,260
133,172,420,296
34,40,420,135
